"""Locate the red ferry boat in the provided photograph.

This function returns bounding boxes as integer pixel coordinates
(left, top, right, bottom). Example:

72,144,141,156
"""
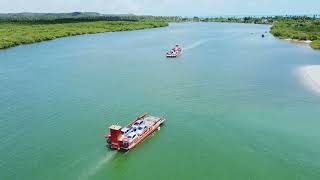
166,44,182,58
105,113,165,150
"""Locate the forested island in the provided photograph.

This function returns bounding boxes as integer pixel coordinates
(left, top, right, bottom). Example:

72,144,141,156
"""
0,12,319,49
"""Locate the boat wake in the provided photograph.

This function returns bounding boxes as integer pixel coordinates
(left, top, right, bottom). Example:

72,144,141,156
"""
184,39,213,51
79,151,116,180
297,65,320,95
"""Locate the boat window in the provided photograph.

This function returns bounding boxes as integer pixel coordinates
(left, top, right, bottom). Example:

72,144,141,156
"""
138,126,143,130
132,135,136,138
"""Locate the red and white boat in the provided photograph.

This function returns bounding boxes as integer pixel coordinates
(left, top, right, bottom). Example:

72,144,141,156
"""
166,44,182,58
105,113,165,150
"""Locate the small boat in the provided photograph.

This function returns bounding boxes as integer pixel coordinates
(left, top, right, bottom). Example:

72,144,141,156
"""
262,34,265,38
166,44,182,58
105,113,165,151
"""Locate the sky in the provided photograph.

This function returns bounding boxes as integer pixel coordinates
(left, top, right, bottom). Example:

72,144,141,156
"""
0,0,319,16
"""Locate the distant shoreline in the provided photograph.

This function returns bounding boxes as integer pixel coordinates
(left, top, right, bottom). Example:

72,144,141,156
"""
1,15,320,51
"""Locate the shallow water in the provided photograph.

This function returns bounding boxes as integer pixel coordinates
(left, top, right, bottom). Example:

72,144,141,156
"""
1,23,320,180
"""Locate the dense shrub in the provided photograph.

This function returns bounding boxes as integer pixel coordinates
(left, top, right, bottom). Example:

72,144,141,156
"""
270,20,320,49
311,40,320,49
0,21,168,49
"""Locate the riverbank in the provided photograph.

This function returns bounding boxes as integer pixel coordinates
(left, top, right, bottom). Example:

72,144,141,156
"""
0,21,168,49
270,20,320,50
1,14,319,51
298,65,320,95
284,39,312,44
193,16,320,50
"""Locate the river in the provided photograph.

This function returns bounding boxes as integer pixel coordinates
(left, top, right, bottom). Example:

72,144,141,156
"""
1,23,320,180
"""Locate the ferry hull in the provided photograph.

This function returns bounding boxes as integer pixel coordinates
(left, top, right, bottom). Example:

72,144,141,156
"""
166,50,183,58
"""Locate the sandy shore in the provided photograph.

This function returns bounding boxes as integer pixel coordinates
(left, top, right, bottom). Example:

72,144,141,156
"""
298,65,320,95
285,38,313,44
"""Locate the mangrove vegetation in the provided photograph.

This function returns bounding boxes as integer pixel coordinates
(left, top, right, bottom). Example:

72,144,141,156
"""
270,19,320,49
0,13,168,49
195,15,320,50
1,12,320,50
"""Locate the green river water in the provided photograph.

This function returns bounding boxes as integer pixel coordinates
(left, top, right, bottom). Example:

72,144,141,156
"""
1,23,320,180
